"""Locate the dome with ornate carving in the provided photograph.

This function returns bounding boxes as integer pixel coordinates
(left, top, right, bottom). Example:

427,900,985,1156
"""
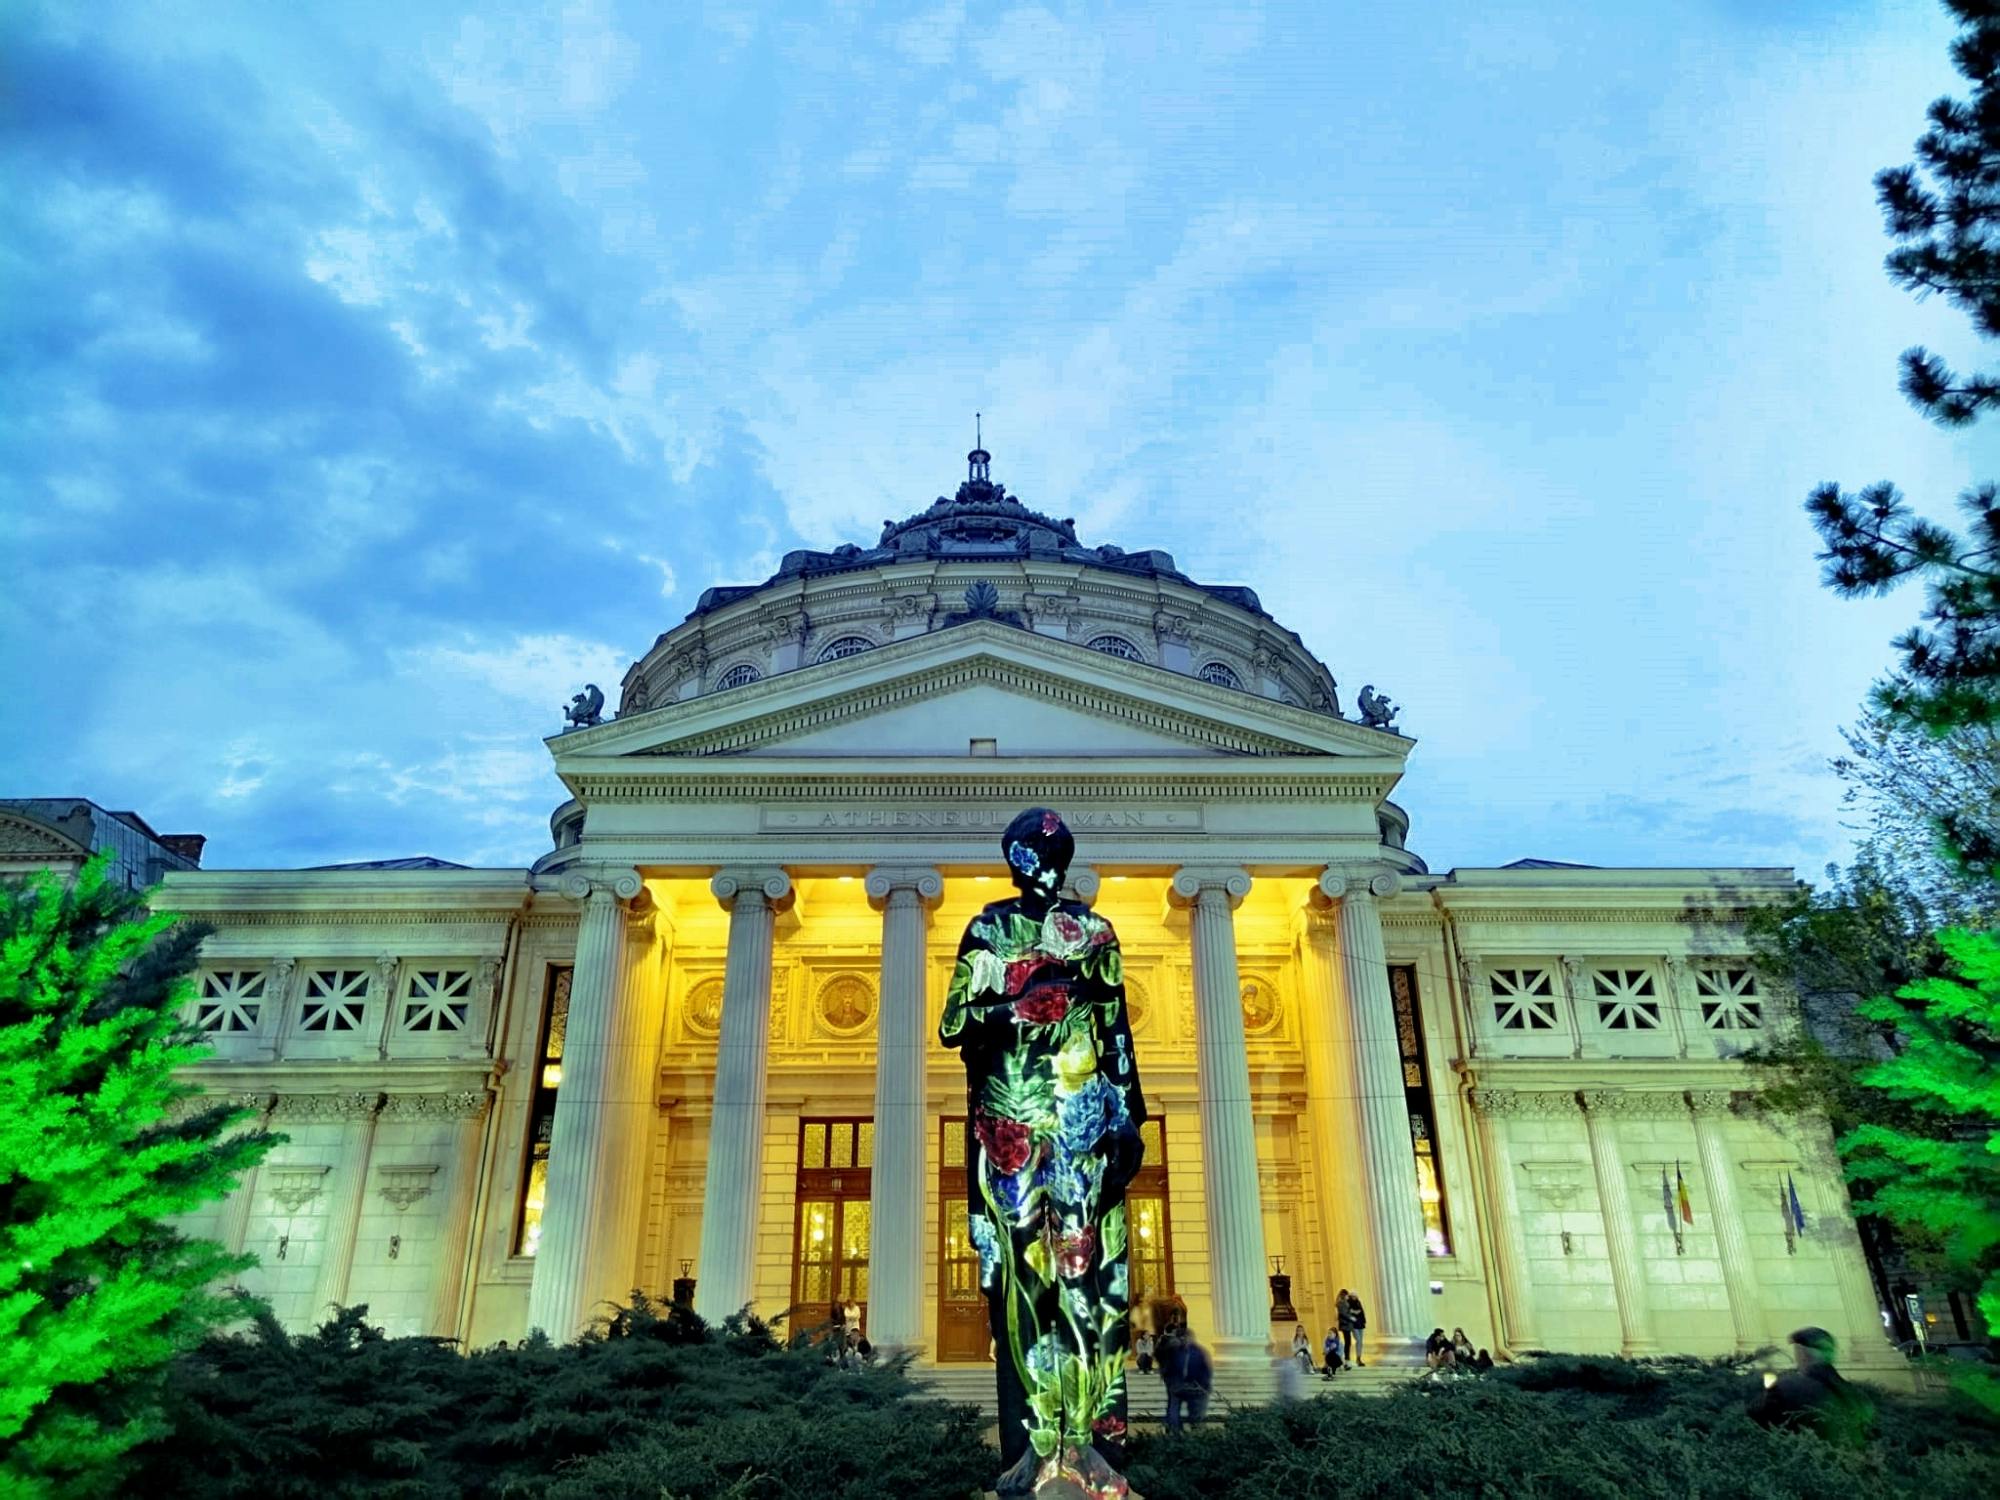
613,443,1348,723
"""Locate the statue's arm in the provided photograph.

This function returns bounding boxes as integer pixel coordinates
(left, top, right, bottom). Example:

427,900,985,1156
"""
1091,934,1148,1128
939,925,1012,1050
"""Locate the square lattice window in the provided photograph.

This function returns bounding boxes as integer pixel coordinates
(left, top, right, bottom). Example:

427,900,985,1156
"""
1695,966,1763,1030
1488,967,1560,1031
195,970,265,1033
403,969,472,1032
300,969,368,1032
1590,967,1662,1030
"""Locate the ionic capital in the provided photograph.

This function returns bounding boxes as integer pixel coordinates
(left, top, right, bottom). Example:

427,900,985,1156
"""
711,867,794,910
1468,1087,1519,1117
865,866,945,909
1061,865,1102,903
560,866,645,905
1311,864,1402,908
1169,866,1252,909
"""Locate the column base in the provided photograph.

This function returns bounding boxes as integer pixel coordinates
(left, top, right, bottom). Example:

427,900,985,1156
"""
1619,1339,1661,1357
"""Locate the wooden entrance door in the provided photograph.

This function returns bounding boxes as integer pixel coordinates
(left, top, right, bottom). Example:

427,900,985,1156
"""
936,1116,991,1362
792,1118,873,1339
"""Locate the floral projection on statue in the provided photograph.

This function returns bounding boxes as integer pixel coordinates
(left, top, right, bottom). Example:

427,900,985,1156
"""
940,808,1147,1500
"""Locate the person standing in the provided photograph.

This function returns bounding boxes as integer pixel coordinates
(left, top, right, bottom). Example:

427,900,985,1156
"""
1339,1289,1368,1366
1161,1324,1213,1434
1748,1327,1875,1447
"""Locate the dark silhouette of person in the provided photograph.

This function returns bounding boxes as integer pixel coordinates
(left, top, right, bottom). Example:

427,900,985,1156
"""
1749,1326,1875,1447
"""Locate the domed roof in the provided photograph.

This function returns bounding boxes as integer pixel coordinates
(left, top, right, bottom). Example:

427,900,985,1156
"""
687,447,1265,621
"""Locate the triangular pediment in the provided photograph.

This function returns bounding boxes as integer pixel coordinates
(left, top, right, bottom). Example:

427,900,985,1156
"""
551,621,1408,763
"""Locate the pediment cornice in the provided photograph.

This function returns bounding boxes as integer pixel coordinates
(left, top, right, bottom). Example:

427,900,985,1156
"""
0,811,91,860
554,621,1406,761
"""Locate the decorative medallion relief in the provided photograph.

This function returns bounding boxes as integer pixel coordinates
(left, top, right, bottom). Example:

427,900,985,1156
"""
814,973,876,1037
1122,974,1149,1034
684,976,724,1038
1240,975,1281,1036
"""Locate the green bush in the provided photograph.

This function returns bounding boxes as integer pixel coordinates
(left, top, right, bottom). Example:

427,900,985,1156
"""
1124,1355,2000,1500
128,1296,992,1499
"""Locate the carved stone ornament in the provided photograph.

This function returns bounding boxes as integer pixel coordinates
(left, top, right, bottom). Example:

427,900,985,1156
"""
1356,684,1399,731
561,867,645,904
1468,1087,1519,1117
1687,1089,1739,1117
563,683,606,730
382,1091,488,1120
815,973,876,1036
684,976,724,1037
711,869,794,909
1123,974,1149,1033
374,955,400,998
1511,1091,1584,1118
1518,1162,1586,1209
1581,1089,1685,1118
1152,610,1193,642
376,1164,440,1212
273,1091,382,1121
265,1165,330,1214
1169,867,1252,909
864,866,945,907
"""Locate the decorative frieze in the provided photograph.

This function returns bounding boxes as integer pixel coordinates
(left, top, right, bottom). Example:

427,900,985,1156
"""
382,1090,489,1120
1580,1090,1688,1118
272,1090,382,1120
1687,1089,1740,1116
1471,1089,1583,1118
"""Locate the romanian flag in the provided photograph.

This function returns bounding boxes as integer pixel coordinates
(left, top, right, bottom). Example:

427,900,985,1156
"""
1787,1173,1808,1234
1676,1162,1694,1225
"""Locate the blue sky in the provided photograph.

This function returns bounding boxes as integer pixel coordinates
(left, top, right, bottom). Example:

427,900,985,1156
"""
2,0,1993,875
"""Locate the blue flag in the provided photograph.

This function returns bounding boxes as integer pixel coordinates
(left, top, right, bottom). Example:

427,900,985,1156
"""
1787,1173,1808,1233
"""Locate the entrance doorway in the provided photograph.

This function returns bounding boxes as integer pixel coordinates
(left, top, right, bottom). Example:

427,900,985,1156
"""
935,1115,1174,1359
792,1118,872,1338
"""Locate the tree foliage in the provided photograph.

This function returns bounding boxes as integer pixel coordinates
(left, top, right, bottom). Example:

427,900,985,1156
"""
0,857,280,1497
129,1295,996,1498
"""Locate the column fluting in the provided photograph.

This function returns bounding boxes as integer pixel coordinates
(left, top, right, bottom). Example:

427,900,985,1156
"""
1327,870,1432,1342
1468,1088,1539,1350
1687,1091,1762,1353
526,868,640,1339
865,866,943,1352
425,1090,493,1340
1581,1090,1656,1354
694,869,792,1325
309,1092,383,1320
1171,866,1270,1358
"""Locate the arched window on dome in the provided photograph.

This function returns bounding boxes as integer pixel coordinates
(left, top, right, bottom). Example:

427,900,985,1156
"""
715,663,761,690
1087,635,1144,662
1197,661,1243,690
816,635,877,663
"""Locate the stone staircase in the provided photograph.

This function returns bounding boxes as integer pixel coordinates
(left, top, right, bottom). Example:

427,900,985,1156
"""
914,1357,1416,1419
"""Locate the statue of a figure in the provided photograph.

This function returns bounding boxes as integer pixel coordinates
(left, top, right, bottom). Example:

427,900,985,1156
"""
564,684,605,730
1357,683,1398,731
940,809,1147,1499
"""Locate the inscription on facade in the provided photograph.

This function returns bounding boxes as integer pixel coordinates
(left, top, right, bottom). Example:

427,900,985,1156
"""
759,805,1203,833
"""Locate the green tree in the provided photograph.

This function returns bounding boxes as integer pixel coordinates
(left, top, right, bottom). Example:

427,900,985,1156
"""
0,856,279,1497
1842,927,2000,1412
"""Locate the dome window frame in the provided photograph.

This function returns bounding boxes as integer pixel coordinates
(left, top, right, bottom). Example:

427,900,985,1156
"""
816,635,878,664
1196,660,1244,690
1086,634,1145,662
714,662,762,691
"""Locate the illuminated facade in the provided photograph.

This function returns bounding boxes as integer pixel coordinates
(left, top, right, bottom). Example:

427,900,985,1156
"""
118,451,1904,1385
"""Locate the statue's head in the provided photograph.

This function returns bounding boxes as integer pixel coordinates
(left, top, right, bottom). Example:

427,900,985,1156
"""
1001,807,1072,899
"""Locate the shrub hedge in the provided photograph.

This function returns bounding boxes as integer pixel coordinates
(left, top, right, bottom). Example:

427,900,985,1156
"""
128,1309,1998,1500
1124,1353,2000,1500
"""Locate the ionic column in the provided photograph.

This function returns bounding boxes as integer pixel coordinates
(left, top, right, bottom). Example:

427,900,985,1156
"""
1293,894,1366,1336
865,866,943,1353
305,1091,384,1320
1325,868,1431,1342
1468,1089,1538,1350
425,1089,494,1340
1580,1090,1655,1354
1169,866,1270,1358
694,868,793,1325
527,867,644,1339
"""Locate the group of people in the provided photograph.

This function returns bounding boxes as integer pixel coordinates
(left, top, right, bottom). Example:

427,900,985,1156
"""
1273,1288,1371,1381
1424,1327,1495,1375
823,1296,874,1370
1130,1322,1215,1433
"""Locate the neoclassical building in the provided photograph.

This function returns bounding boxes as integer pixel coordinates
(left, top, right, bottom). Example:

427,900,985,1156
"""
92,449,1901,1382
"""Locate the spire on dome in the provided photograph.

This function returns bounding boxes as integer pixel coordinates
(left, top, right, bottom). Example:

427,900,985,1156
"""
968,412,990,483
